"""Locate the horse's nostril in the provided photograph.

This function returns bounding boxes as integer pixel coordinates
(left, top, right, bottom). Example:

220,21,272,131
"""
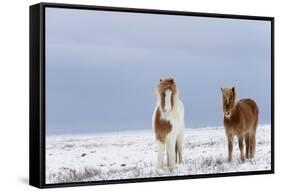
225,112,231,117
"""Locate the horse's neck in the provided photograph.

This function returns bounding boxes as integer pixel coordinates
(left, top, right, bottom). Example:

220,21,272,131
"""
157,96,180,118
157,95,180,107
173,96,181,107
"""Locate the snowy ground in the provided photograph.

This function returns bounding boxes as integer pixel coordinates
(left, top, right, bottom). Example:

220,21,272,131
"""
46,124,271,184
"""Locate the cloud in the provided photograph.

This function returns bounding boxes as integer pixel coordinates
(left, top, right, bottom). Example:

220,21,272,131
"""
45,7,271,135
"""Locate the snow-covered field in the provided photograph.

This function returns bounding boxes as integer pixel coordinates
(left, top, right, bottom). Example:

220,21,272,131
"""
46,124,271,184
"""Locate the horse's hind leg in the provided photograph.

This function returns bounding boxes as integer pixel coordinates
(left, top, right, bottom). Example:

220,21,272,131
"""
250,116,258,159
252,134,256,158
249,131,256,159
245,132,250,159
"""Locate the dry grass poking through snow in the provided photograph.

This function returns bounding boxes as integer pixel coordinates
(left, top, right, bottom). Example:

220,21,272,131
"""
46,125,271,184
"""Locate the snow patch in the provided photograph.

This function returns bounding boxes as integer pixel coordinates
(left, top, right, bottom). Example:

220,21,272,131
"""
46,124,271,184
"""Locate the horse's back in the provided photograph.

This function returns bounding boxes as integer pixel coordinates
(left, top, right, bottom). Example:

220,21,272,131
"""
238,98,259,127
238,99,259,114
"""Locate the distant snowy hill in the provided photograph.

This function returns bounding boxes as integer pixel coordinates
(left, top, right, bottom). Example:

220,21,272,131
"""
46,125,271,184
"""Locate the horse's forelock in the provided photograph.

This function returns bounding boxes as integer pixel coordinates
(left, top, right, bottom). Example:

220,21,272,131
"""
157,79,177,95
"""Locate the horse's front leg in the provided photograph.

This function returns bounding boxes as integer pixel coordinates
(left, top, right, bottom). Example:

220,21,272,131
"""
238,136,245,162
227,134,233,162
166,137,176,171
157,141,165,169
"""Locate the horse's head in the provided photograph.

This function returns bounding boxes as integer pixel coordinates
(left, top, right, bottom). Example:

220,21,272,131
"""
157,77,177,116
221,87,236,118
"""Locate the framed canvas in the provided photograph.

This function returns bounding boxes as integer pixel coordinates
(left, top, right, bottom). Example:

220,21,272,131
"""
29,2,274,188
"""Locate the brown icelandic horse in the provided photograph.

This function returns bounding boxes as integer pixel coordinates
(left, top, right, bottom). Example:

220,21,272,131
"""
221,87,259,162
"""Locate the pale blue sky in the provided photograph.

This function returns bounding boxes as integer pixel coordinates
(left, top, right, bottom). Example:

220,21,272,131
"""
46,8,271,135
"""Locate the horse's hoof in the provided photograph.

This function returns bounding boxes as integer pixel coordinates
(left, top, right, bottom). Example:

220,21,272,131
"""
168,165,175,172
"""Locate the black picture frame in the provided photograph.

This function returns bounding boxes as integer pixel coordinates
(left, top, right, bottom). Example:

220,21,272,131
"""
29,2,275,189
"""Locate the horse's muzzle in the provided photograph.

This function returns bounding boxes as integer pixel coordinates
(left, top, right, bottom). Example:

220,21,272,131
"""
224,111,231,118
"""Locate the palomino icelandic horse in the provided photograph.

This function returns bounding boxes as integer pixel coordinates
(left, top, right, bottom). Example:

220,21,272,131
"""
152,77,185,171
221,87,259,162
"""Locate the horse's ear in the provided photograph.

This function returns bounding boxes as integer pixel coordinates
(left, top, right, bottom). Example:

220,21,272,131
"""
159,79,162,82
232,87,235,93
170,78,174,83
221,88,223,92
